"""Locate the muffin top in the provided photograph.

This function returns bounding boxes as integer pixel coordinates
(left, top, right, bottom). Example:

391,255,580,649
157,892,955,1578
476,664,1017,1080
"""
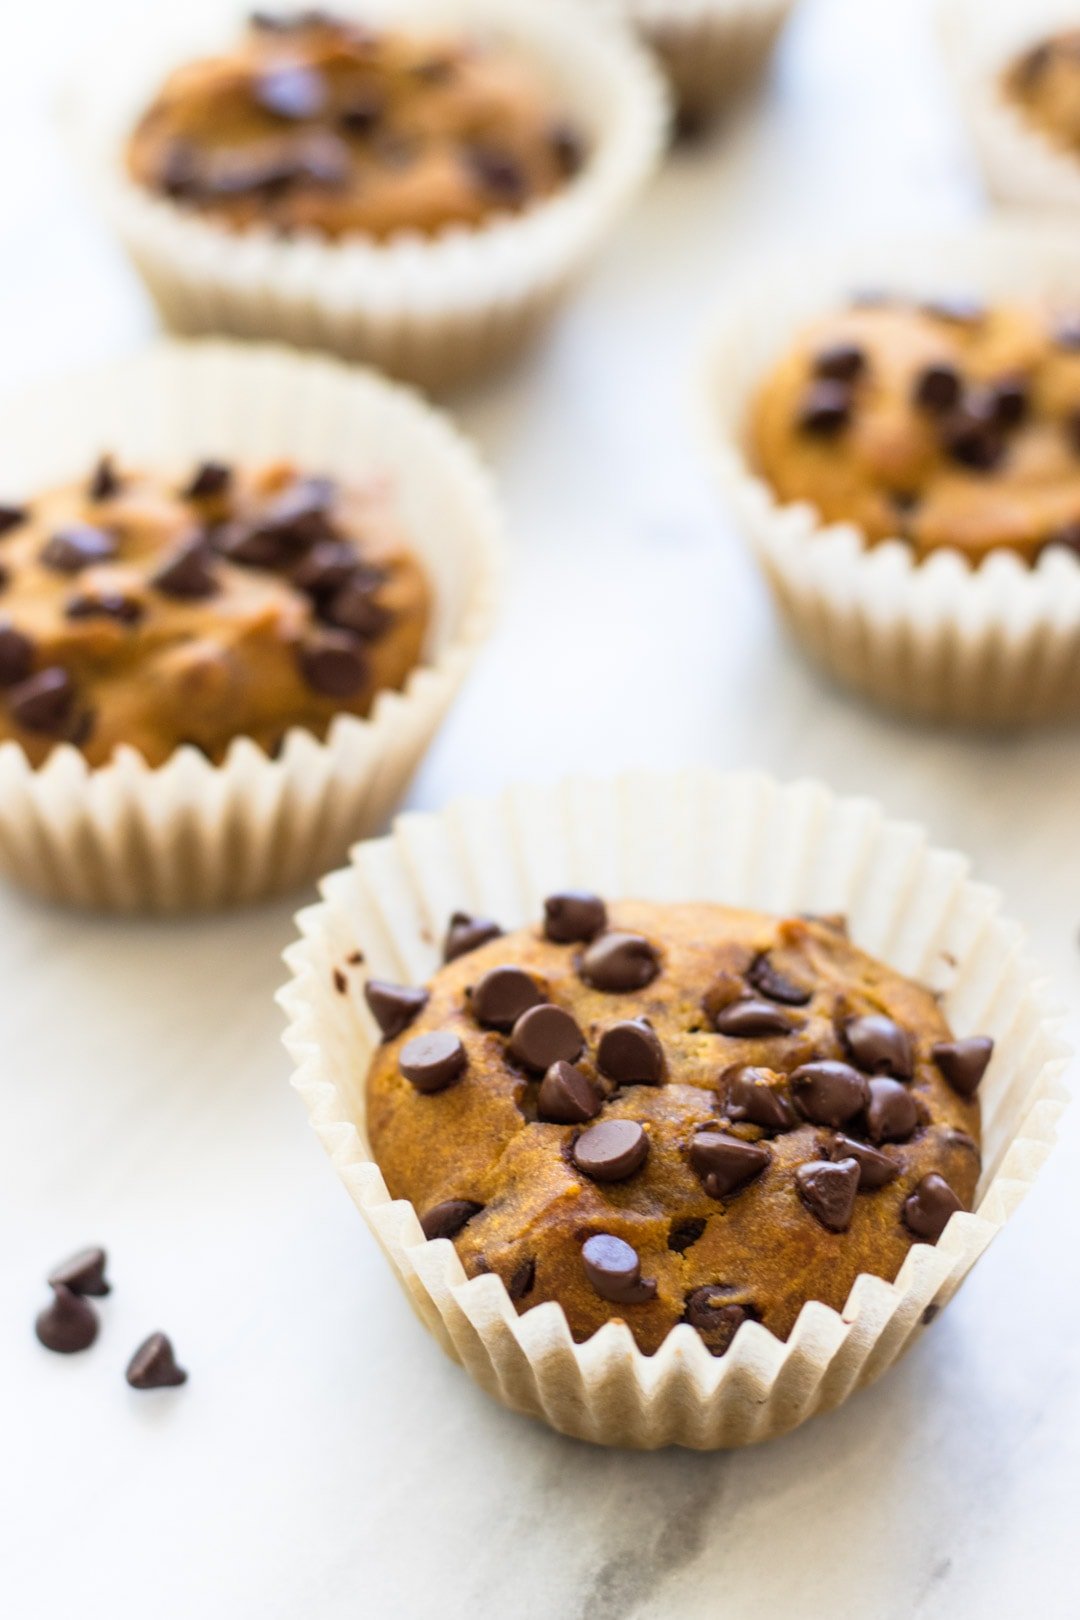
126,9,587,241
1004,30,1080,154
0,456,429,767
748,295,1080,563
364,898,987,1357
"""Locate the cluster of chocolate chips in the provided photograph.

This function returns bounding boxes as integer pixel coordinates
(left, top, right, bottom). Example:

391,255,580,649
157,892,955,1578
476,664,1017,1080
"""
34,1245,187,1390
156,11,585,216
364,896,991,1331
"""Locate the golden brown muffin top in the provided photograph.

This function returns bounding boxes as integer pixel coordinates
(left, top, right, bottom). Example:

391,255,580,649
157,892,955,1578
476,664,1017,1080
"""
363,898,989,1357
126,9,587,241
1004,29,1080,154
0,456,429,767
748,295,1080,564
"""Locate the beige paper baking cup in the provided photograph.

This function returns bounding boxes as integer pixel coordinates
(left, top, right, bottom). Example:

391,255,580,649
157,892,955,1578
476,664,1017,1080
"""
941,0,1080,211
612,0,796,124
279,768,1067,1449
0,340,501,912
66,0,668,394
703,219,1080,725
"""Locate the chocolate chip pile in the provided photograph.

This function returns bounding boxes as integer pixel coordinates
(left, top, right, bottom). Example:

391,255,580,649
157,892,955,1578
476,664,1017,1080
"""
126,10,586,241
749,295,1080,564
364,898,987,1356
0,454,429,766
34,1245,187,1390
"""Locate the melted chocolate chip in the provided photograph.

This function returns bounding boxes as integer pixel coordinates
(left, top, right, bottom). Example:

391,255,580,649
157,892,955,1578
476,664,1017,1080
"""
364,979,428,1040
843,1013,913,1078
443,911,503,963
298,629,368,697
88,455,121,501
572,1119,649,1182
420,1199,483,1241
581,1234,656,1304
902,1173,962,1242
682,1288,750,1353
399,1030,467,1094
469,966,545,1031
537,1061,601,1124
48,1246,110,1297
579,932,659,993
932,1036,993,1098
795,1157,860,1232
255,63,327,120
35,1284,98,1354
151,538,220,600
0,622,34,686
8,667,75,734
813,342,865,382
723,1066,794,1131
748,953,812,1006
41,524,117,574
830,1133,899,1190
543,891,607,944
508,1003,583,1072
790,1060,869,1127
596,1019,665,1085
913,363,962,414
690,1131,770,1200
865,1077,919,1144
125,1333,187,1389
798,380,851,436
508,1257,536,1301
712,998,796,1037
184,461,232,501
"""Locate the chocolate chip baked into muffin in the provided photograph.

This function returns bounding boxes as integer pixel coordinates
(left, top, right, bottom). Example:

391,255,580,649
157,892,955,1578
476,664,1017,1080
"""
1004,30,1080,161
364,897,987,1356
0,455,429,767
748,295,1080,564
126,9,587,241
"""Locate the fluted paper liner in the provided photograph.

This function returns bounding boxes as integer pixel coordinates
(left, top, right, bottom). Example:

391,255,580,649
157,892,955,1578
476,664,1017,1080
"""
941,0,1080,211
66,0,667,392
602,0,795,122
703,220,1080,725
0,341,500,911
279,768,1067,1449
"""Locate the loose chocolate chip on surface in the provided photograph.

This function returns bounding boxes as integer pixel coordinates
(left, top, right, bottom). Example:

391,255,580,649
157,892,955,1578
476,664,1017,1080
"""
790,1060,869,1127
8,667,75,734
537,1060,602,1124
572,1119,649,1182
184,461,232,500
596,1018,666,1085
690,1131,770,1200
682,1288,749,1353
0,504,27,537
467,147,526,201
364,979,428,1040
399,1030,467,1094
712,998,795,1037
298,629,368,697
543,890,607,944
795,1157,860,1232
903,1173,962,1242
813,342,865,382
932,1035,993,1098
41,524,118,573
913,362,962,414
668,1218,706,1253
443,911,503,962
508,1257,536,1301
830,1133,899,1190
724,1066,794,1130
469,966,545,1031
88,455,121,501
748,953,812,1005
865,1077,919,1144
420,1199,483,1241
151,538,220,600
35,1284,98,1354
65,592,144,626
48,1246,110,1297
798,380,851,436
0,622,34,686
581,1234,656,1304
843,1012,913,1078
126,1332,187,1389
580,932,660,993
255,63,327,120
509,1003,584,1072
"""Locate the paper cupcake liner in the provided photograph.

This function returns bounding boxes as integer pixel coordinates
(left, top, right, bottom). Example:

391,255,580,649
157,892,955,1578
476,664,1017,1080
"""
617,0,795,123
65,0,668,393
941,0,1080,211
0,340,501,912
702,219,1080,725
278,768,1068,1450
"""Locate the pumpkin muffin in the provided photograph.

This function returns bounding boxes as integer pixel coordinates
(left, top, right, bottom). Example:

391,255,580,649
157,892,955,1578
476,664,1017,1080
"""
364,897,988,1356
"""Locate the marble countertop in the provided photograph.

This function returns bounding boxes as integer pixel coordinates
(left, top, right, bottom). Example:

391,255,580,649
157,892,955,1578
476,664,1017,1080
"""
3,0,1077,1615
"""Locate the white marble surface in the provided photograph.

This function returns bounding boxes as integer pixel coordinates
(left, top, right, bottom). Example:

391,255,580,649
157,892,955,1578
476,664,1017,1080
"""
2,1,1079,1615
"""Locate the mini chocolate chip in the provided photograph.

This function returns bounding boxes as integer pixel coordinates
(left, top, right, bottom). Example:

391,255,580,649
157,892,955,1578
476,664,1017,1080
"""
989,378,1028,430
830,1133,899,1190
723,1065,794,1130
543,891,607,944
125,1332,187,1389
255,63,327,120
41,524,117,574
443,911,503,963
798,380,851,436
88,455,121,501
470,966,544,1032
291,541,361,596
813,342,865,382
0,622,34,686
913,362,962,414
48,1246,110,1297
572,1119,649,1182
866,1077,919,1144
790,1060,869,1127
581,1234,656,1304
668,1218,706,1254
712,998,796,1036
340,91,384,134
322,578,392,640
902,1173,962,1242
298,629,368,697
333,968,347,994
0,504,27,537
508,1257,536,1301
420,1199,483,1241
399,1030,467,1094
35,1284,98,1354
580,932,659,993
537,1060,601,1124
682,1288,749,1353
151,538,219,600
796,1157,860,1232
65,592,143,626
923,296,985,325
549,119,585,178
689,1131,769,1200
932,1036,993,1098
748,953,812,1005
843,1012,913,1078
184,461,232,501
596,1019,665,1085
364,979,428,1040
8,667,75,734
467,147,526,202
509,1003,583,1072
942,411,1005,472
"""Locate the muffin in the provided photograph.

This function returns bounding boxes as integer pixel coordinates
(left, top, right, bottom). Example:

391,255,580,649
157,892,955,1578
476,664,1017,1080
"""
365,899,984,1356
74,1,667,389
281,769,1066,1448
0,454,429,768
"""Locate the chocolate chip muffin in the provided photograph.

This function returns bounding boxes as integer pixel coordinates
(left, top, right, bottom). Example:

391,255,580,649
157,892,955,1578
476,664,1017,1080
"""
0,455,429,767
748,295,1080,564
1004,31,1080,159
126,9,587,241
364,898,988,1357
